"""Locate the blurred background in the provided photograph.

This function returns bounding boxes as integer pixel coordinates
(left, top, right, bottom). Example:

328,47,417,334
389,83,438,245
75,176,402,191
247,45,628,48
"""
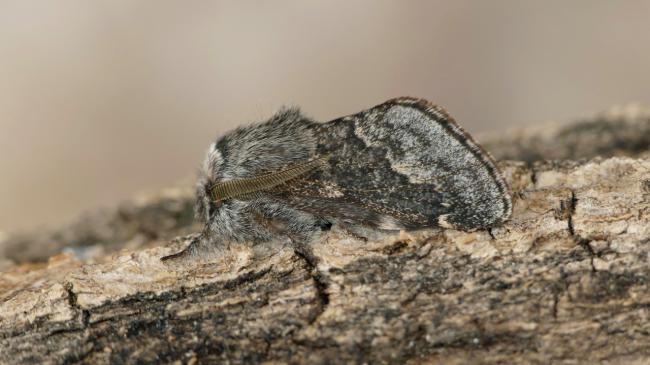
1,0,649,233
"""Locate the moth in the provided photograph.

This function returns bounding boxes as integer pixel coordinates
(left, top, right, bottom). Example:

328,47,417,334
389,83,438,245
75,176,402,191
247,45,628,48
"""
162,97,511,261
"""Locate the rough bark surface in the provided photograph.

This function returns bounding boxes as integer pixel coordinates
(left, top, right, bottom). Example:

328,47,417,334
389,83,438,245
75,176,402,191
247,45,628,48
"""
2,107,650,364
482,104,650,162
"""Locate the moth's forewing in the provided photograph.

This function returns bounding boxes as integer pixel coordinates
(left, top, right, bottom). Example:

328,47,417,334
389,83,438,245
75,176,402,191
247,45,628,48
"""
276,97,511,231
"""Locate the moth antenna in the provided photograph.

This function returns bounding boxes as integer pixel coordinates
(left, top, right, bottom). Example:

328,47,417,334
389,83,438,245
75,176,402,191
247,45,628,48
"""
211,156,327,201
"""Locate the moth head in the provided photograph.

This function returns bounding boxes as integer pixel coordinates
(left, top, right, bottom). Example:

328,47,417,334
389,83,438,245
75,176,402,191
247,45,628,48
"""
195,142,225,223
196,138,326,224
195,111,321,224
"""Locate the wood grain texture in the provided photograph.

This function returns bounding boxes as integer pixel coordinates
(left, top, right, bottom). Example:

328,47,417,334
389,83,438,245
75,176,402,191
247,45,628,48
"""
2,110,650,364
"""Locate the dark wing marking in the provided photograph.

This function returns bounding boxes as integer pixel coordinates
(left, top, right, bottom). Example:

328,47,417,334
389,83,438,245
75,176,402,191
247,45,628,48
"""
270,97,512,230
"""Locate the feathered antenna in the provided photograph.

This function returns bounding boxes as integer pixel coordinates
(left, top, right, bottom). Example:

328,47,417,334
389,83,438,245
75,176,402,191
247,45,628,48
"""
211,157,327,201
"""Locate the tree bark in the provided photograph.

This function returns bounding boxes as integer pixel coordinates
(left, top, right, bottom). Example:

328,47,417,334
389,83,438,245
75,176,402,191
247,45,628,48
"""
482,104,650,162
2,109,650,364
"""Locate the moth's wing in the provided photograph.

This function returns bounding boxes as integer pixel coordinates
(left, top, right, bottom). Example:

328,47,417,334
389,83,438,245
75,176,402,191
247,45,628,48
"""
274,97,512,231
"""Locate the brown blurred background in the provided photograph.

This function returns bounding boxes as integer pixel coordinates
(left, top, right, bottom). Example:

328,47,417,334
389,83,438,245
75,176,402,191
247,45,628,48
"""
1,1,649,233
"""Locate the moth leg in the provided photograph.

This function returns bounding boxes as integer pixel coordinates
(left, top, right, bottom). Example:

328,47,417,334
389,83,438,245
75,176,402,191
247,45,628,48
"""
161,233,225,263
161,236,200,262
315,217,333,231
339,224,369,242
286,234,320,268
251,205,326,265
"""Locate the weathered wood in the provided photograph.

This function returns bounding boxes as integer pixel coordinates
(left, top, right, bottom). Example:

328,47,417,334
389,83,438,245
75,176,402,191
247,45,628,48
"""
2,109,650,364
0,186,198,266
483,104,650,162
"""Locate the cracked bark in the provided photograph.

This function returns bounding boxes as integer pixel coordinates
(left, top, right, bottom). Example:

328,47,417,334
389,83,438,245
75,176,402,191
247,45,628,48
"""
2,107,650,364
